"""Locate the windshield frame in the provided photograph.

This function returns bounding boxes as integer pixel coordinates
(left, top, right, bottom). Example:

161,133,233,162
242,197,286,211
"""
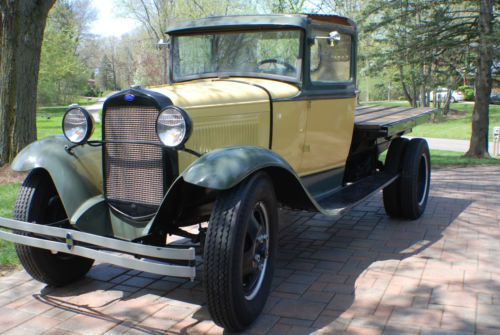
168,28,305,85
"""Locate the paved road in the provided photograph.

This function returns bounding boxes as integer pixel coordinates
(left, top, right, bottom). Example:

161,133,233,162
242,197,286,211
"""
1,165,499,334
86,97,107,123
407,137,497,155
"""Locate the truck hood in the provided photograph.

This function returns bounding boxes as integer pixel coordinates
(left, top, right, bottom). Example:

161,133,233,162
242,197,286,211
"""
148,78,299,108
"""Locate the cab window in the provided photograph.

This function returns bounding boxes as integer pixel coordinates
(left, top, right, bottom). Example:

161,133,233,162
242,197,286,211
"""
310,29,352,83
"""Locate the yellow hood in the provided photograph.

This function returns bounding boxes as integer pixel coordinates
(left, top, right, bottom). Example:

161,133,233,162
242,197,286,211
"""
149,78,299,108
148,78,299,172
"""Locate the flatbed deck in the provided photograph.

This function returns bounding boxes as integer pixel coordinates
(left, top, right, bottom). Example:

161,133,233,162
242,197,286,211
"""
355,105,438,137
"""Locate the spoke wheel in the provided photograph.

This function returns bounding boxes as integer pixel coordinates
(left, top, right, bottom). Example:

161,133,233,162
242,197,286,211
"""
203,172,278,332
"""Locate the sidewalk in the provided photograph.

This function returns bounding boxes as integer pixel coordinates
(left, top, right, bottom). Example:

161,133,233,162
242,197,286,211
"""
0,166,499,334
407,136,496,154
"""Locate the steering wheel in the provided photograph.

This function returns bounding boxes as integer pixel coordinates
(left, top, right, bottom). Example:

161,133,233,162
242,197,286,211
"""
257,59,296,74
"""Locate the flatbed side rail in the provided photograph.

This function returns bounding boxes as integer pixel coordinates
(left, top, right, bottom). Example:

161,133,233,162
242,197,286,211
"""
0,217,196,280
355,106,439,137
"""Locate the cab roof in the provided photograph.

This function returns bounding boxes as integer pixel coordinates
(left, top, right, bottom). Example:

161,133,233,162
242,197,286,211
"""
166,14,356,34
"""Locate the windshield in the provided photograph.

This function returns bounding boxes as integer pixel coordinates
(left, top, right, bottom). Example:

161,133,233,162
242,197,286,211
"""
171,29,302,82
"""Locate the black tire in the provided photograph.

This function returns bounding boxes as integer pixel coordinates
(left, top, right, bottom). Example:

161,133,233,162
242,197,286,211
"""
14,170,94,286
400,138,431,219
383,137,409,218
203,172,278,332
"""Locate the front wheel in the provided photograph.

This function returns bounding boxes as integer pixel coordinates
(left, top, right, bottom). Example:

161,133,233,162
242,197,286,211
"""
203,173,278,332
14,170,94,286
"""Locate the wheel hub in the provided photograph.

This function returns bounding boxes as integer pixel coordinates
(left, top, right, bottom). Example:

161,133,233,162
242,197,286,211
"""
243,201,270,300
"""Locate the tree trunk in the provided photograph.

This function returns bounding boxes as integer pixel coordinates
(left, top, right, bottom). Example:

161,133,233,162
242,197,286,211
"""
399,65,413,106
419,63,426,107
0,1,18,166
0,0,55,167
443,90,452,116
465,0,494,158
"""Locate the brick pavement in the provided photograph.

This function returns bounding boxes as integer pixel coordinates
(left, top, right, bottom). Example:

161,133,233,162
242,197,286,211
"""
0,166,499,334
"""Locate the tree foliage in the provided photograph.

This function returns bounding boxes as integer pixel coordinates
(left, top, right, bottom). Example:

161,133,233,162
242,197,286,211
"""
362,0,498,157
37,0,94,105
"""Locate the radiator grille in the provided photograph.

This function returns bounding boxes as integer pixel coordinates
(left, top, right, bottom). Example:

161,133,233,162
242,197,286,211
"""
104,106,164,217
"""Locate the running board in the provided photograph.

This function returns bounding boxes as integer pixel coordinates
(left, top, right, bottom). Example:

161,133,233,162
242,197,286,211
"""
318,173,397,216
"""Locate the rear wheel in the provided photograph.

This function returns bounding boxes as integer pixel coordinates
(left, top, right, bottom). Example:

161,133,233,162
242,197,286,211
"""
383,137,409,218
14,170,94,286
203,173,278,332
400,138,431,219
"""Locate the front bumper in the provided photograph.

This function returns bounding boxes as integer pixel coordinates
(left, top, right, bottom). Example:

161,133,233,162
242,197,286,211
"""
0,217,196,280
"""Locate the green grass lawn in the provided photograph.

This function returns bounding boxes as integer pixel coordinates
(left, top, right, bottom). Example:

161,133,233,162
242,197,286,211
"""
76,97,100,106
365,101,500,141
37,108,102,140
0,183,21,268
430,149,500,167
37,115,102,140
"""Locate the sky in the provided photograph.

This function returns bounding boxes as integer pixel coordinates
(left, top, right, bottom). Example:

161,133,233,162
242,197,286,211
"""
90,0,139,37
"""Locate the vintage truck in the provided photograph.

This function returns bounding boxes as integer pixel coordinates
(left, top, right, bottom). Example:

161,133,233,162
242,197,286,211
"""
0,14,437,331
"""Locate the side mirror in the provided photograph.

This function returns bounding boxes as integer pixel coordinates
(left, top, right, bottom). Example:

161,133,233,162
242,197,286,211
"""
327,31,341,47
313,31,342,47
158,38,170,50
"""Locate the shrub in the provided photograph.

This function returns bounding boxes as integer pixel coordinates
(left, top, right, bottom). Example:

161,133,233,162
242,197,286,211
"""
458,85,474,101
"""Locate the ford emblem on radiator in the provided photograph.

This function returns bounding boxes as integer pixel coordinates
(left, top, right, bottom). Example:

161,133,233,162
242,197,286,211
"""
124,94,135,102
65,233,74,251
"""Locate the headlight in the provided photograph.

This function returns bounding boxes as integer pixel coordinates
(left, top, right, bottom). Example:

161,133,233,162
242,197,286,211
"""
156,106,191,148
62,107,94,144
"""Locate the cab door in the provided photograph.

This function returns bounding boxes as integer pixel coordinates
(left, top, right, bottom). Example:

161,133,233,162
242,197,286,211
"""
300,28,356,176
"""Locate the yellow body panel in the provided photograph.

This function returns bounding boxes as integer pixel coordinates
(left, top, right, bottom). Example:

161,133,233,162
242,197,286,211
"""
151,79,300,171
300,98,356,175
150,79,354,176
271,100,308,172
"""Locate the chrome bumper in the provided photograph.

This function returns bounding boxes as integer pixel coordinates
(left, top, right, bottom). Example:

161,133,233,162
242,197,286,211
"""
0,217,196,280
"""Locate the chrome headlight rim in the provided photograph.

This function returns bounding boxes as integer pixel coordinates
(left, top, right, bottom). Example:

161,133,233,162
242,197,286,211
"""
155,105,192,149
62,106,95,145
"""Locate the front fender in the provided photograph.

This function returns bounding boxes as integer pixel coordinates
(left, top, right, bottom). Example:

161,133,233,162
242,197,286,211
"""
148,147,317,233
181,146,295,190
12,136,102,219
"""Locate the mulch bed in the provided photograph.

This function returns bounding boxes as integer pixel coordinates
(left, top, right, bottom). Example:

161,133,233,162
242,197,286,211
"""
0,165,26,185
0,266,16,277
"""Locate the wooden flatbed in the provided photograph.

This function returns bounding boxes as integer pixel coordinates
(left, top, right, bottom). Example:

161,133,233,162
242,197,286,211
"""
355,105,439,137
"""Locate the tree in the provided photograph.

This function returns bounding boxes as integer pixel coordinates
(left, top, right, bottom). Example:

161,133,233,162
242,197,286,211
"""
98,54,117,91
0,0,55,166
264,0,307,13
118,0,255,85
465,0,496,158
38,0,95,105
363,0,498,157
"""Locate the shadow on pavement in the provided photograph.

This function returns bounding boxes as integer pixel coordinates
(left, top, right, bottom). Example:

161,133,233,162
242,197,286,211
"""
31,194,472,334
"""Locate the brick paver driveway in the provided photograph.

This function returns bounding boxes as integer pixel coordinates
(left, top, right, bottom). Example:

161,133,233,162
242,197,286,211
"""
0,166,499,335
